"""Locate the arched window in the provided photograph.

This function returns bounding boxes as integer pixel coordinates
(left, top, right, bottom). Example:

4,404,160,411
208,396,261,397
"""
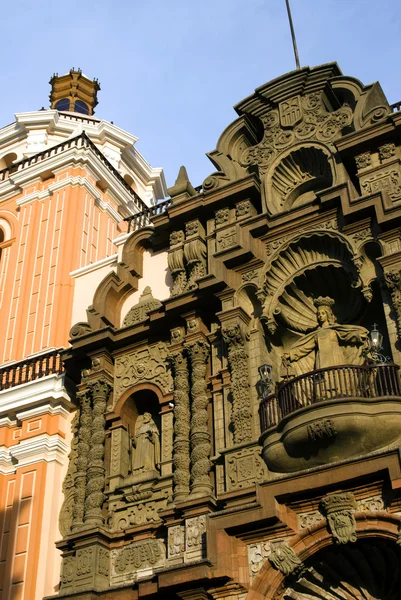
74,100,89,115
55,98,70,112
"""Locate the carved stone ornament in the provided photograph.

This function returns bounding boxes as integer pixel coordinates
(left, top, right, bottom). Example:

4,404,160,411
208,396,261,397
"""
242,269,259,282
355,151,371,170
222,323,252,444
319,492,357,544
361,167,401,202
236,200,251,218
185,515,206,552
384,269,401,340
248,541,272,579
112,539,165,579
69,322,92,338
268,541,303,576
168,230,187,296
307,418,336,441
168,349,191,500
185,341,212,496
114,342,172,400
216,226,237,252
168,525,185,558
240,92,353,174
226,446,265,491
184,237,207,289
59,409,80,536
122,287,162,327
215,208,229,225
379,143,396,162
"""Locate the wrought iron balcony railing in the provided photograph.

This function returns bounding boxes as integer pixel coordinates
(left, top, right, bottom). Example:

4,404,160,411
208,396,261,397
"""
259,363,401,432
0,349,64,391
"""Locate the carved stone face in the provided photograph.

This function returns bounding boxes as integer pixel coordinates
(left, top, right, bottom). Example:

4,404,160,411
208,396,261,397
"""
317,306,331,326
143,412,152,423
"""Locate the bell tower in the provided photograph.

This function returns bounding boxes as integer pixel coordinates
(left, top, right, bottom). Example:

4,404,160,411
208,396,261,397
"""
49,68,100,115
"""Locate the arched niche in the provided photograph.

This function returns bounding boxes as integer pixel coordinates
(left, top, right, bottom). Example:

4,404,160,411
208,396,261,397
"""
109,385,162,489
260,231,368,335
265,142,336,213
0,152,18,171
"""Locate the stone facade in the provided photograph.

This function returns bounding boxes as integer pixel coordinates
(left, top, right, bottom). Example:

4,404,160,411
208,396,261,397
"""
55,64,401,600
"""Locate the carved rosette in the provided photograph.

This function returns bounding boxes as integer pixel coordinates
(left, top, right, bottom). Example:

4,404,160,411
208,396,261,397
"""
384,269,401,339
185,340,212,497
168,231,188,296
169,350,191,501
84,380,112,526
59,409,80,536
222,323,252,444
319,492,357,544
72,391,92,529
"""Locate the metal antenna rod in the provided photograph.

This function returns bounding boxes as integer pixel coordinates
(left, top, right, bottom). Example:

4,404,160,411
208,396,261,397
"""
285,0,301,70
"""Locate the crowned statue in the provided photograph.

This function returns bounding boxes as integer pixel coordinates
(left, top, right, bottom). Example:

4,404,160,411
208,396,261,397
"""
282,297,369,377
132,412,160,474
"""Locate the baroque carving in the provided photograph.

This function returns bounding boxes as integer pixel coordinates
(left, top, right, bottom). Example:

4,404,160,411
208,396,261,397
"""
355,152,371,170
282,297,369,377
184,237,207,289
168,525,185,557
298,510,324,529
215,208,229,225
116,502,160,530
320,492,357,544
122,287,162,327
307,418,336,441
236,200,251,218
216,227,237,251
115,343,172,399
226,447,265,490
240,92,353,174
85,380,112,525
185,341,212,496
132,412,160,474
186,515,206,551
59,408,80,537
384,269,401,339
168,230,188,297
248,541,271,579
269,541,303,576
222,324,252,444
72,391,92,529
242,269,259,282
61,556,75,586
114,539,165,575
357,495,385,512
379,143,396,161
169,350,191,500
361,168,401,201
76,547,93,576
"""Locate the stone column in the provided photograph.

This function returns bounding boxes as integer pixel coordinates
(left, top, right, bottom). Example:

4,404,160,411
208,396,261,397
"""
186,340,212,497
169,349,191,501
84,380,112,526
59,408,80,537
72,391,92,530
222,323,252,444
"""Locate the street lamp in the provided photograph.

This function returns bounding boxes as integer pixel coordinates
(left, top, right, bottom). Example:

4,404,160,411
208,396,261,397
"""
369,324,389,364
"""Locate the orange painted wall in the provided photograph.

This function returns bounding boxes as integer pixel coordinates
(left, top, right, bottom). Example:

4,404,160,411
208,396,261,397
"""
0,166,124,363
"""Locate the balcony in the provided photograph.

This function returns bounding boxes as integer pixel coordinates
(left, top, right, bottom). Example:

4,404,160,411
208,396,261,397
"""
0,349,63,391
259,363,401,473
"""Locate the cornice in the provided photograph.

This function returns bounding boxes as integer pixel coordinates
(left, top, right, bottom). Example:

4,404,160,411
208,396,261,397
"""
0,145,138,211
70,253,118,279
9,433,69,467
0,373,72,417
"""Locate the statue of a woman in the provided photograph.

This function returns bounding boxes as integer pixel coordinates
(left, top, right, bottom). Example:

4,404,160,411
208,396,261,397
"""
132,412,160,474
282,297,369,377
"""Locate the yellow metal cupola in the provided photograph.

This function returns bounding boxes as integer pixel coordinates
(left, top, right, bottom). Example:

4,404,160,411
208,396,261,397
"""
49,68,100,115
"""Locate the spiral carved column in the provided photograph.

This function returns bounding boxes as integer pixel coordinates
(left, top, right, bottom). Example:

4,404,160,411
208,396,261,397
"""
72,391,92,530
222,323,252,444
84,380,112,526
169,350,191,501
185,340,212,497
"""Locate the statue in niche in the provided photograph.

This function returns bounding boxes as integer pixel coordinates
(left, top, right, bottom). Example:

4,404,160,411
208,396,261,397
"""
132,413,160,474
282,297,369,377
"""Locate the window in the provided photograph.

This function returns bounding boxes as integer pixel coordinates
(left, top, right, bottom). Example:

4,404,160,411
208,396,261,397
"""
74,100,89,115
55,98,70,111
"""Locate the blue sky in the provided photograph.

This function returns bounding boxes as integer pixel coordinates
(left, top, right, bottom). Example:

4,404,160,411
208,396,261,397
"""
1,0,400,191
